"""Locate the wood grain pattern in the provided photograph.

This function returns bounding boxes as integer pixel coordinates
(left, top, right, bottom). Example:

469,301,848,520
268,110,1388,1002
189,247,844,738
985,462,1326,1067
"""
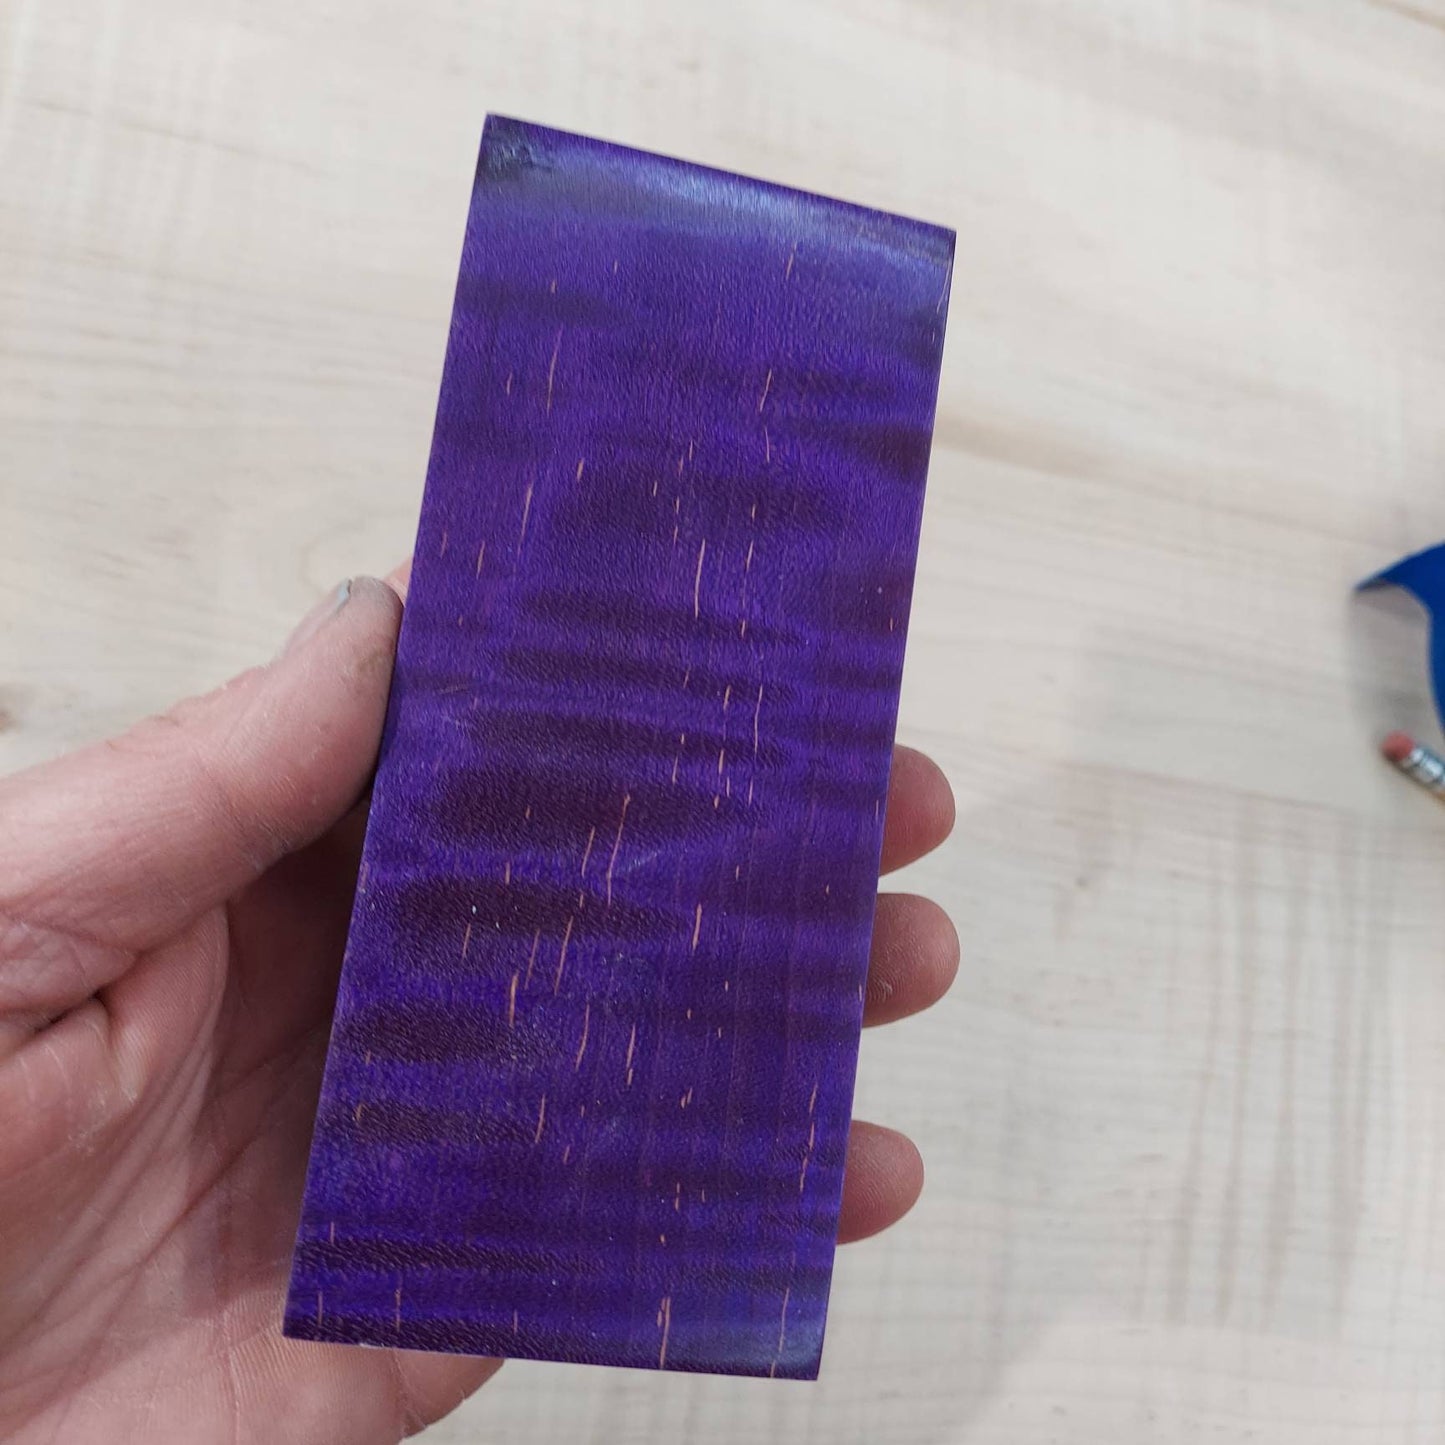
282,117,950,1377
4,0,1445,1438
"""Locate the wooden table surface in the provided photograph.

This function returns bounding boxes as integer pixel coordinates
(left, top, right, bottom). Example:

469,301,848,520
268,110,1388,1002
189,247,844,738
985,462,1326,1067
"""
6,0,1445,1439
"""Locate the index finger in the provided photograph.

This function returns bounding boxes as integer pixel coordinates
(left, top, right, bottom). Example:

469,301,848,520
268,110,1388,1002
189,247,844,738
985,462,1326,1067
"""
880,745,954,874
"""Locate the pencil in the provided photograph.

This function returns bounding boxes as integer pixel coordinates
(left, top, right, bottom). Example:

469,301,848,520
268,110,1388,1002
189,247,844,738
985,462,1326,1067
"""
1382,731,1445,799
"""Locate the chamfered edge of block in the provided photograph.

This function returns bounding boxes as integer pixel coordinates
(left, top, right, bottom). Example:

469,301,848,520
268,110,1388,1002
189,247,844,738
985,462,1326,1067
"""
477,113,956,265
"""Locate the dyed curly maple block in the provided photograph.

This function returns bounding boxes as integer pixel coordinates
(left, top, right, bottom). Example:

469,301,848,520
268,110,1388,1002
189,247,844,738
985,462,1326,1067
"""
283,117,953,1378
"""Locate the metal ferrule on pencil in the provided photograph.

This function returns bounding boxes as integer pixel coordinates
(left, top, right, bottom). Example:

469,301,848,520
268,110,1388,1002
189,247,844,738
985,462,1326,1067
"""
1398,743,1445,791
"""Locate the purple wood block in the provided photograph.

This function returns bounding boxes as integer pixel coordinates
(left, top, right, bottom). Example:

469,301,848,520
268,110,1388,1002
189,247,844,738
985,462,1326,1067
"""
283,117,952,1379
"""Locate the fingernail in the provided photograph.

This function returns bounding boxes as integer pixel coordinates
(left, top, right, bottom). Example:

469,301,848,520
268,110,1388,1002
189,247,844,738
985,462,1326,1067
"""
281,579,352,657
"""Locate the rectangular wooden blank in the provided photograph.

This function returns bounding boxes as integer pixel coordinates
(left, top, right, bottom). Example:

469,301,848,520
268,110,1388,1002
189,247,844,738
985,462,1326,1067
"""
284,116,953,1378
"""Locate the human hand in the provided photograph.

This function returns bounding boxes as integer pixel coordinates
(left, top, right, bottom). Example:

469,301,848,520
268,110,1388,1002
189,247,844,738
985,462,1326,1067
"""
0,574,958,1444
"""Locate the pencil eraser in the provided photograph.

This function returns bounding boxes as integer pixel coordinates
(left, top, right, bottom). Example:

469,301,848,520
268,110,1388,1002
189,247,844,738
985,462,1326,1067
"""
1382,731,1416,764
283,117,953,1379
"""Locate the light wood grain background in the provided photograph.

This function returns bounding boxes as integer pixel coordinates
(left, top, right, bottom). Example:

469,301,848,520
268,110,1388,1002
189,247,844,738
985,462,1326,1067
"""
6,0,1445,1439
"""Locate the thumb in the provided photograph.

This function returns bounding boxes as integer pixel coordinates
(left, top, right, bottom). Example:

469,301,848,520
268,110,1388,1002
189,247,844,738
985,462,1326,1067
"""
0,577,402,963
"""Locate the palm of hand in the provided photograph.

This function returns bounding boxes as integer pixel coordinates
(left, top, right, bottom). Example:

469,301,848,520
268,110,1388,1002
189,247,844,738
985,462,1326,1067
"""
0,578,956,1444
